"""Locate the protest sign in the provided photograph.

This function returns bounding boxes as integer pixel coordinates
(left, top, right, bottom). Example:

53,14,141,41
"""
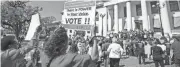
62,1,96,30
25,13,40,40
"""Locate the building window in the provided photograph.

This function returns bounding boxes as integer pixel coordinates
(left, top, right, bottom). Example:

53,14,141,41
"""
69,30,72,33
153,18,161,28
135,20,143,30
172,17,180,29
95,12,99,21
153,18,162,32
124,7,127,17
150,1,159,14
169,1,179,11
95,26,99,33
136,4,142,16
87,31,90,33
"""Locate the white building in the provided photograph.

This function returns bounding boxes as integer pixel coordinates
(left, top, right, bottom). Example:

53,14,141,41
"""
94,0,180,36
64,0,180,37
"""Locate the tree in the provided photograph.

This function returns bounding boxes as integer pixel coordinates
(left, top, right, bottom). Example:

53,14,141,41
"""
41,16,56,24
40,16,56,36
1,1,43,42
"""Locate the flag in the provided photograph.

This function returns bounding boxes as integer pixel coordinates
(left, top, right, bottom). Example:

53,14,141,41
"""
25,13,41,40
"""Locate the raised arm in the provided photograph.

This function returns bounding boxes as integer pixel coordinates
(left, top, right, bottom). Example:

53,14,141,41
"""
91,39,99,62
8,39,36,60
8,26,41,60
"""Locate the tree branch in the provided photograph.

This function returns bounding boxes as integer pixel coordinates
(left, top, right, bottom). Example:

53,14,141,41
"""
1,22,13,27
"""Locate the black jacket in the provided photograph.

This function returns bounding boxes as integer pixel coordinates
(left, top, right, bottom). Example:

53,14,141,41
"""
151,46,164,60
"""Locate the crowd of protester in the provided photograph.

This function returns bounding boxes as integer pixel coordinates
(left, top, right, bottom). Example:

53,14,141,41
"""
1,26,180,67
66,29,180,67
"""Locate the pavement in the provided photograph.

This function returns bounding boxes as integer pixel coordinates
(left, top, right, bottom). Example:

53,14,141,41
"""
101,56,175,67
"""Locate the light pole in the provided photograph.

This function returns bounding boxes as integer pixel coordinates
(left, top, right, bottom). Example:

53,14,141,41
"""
100,13,106,36
152,2,164,36
94,11,99,36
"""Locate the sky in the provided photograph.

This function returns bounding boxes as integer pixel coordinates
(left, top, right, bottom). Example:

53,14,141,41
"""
28,1,65,21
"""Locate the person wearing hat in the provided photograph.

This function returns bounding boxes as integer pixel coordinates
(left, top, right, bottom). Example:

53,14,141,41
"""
171,35,180,67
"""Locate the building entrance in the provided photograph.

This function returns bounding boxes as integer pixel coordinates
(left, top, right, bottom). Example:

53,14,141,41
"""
135,20,143,30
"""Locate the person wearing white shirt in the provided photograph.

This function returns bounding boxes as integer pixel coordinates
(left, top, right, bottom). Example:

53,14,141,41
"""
107,37,123,67
157,44,166,52
144,41,152,60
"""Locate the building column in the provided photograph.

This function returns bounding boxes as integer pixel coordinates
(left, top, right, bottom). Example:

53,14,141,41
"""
114,4,119,33
141,0,149,30
107,6,112,32
103,7,108,36
159,0,171,34
119,18,123,32
126,1,132,31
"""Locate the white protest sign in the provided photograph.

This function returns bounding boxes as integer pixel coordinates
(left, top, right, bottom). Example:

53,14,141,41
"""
62,1,96,30
25,13,40,40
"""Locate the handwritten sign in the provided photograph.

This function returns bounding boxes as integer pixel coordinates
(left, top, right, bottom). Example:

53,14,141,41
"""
63,1,96,30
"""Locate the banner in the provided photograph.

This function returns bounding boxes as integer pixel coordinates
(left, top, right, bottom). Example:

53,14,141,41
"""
63,1,96,30
25,13,40,40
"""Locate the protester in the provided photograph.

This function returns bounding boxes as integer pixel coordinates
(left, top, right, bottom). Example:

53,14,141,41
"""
107,37,123,67
43,27,99,67
124,39,131,56
159,37,167,52
87,36,103,67
137,40,145,64
102,38,111,67
77,39,87,54
66,38,73,53
171,35,180,67
96,40,103,67
1,34,38,67
144,41,152,60
165,42,171,65
151,39,165,67
160,36,170,65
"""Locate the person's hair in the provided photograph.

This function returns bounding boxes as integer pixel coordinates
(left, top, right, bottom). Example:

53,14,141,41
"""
89,37,94,45
1,36,17,51
44,27,68,58
104,38,110,43
160,36,167,42
155,38,161,44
